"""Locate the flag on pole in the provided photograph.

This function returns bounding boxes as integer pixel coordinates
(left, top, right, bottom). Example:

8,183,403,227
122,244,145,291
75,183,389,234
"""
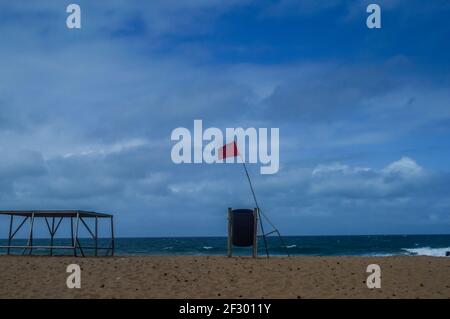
218,141,239,160
216,140,287,258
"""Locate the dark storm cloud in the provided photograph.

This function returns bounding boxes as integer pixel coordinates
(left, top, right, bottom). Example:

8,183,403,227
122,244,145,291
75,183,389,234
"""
263,62,450,124
0,150,47,180
0,1,449,236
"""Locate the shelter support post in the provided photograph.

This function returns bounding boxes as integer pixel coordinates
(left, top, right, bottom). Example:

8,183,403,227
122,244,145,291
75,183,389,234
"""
75,212,85,257
23,212,35,255
110,216,115,256
71,217,75,256
253,208,258,258
74,213,80,257
95,217,98,257
227,208,232,258
7,215,13,255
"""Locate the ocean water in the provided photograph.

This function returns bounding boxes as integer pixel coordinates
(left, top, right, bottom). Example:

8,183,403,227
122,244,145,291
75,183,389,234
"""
1,235,450,257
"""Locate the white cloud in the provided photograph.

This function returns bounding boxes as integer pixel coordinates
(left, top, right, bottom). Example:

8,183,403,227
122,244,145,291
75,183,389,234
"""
309,157,426,198
62,138,150,158
312,163,371,176
382,157,423,177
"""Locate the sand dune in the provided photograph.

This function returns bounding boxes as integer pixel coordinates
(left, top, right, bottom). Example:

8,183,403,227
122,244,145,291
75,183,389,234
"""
0,256,448,298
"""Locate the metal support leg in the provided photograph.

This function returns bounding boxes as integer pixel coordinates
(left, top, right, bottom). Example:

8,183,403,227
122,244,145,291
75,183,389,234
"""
7,215,13,255
95,217,98,257
50,217,55,256
72,216,77,257
29,212,35,255
227,208,232,258
253,208,258,258
110,216,115,256
76,213,81,257
23,213,35,255
76,238,85,257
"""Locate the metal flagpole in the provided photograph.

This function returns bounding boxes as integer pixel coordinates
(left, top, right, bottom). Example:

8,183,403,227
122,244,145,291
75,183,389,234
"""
236,141,291,258
240,159,270,258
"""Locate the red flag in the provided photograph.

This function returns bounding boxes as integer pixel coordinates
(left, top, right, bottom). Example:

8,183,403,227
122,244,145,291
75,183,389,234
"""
218,141,239,160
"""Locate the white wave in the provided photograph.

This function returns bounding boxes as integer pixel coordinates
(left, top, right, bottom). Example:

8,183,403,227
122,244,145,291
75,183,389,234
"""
202,246,213,250
286,245,297,249
403,247,450,257
362,253,396,257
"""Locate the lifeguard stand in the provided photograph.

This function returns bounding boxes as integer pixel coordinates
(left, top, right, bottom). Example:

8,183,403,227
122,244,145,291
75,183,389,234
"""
227,208,258,258
0,210,114,257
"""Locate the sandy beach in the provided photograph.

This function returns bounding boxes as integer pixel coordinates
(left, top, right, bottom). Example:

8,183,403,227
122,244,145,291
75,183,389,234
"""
0,256,448,299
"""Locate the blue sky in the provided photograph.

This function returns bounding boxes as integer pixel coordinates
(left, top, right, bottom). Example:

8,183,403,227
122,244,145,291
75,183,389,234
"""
0,0,450,237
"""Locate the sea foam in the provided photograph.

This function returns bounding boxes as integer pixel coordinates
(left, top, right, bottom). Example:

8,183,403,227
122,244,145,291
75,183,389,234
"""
403,247,450,257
